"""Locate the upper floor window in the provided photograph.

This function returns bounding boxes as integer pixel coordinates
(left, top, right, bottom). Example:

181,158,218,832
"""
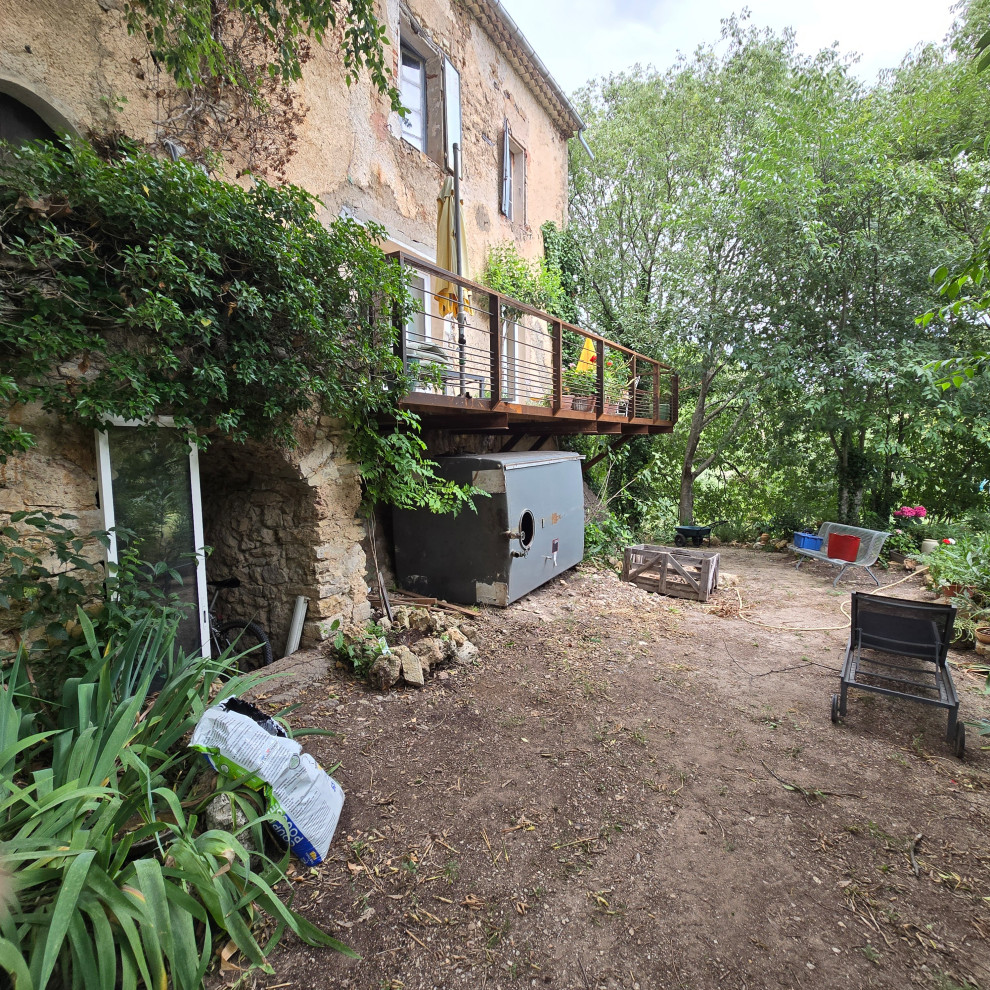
398,16,461,173
400,46,427,152
501,121,526,225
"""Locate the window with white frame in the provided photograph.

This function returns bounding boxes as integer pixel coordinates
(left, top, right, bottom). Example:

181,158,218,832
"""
399,46,427,152
95,420,210,658
500,121,526,224
398,16,461,173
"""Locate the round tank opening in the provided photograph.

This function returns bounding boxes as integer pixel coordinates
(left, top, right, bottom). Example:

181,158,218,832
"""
518,509,535,549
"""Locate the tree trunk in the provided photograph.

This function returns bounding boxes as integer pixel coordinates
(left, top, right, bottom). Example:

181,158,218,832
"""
834,429,867,524
677,370,712,525
678,469,695,526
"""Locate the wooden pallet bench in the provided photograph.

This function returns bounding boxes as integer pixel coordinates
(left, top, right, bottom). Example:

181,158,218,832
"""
621,545,720,603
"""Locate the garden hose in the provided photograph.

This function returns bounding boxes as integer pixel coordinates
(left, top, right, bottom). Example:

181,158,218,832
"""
730,567,930,633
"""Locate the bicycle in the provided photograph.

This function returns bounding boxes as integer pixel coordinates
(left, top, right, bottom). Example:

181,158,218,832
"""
208,577,274,672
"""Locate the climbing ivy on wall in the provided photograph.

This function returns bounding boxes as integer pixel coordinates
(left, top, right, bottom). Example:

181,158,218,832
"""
126,0,401,105
0,140,474,513
540,221,581,324
479,241,572,321
122,0,403,179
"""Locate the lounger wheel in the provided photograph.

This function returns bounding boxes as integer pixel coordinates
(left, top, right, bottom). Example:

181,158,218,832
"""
831,694,840,724
953,723,965,759
674,533,687,547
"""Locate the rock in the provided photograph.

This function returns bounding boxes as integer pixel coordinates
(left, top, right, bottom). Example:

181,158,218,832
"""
444,626,467,647
204,793,255,853
392,606,411,631
758,533,770,544
369,651,402,690
429,610,450,633
378,617,392,635
720,572,740,588
459,621,479,641
709,536,721,547
774,540,789,550
455,641,479,665
410,638,442,672
395,646,424,687
409,608,433,634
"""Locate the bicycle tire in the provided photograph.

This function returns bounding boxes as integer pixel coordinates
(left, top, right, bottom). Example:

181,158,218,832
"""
218,619,275,672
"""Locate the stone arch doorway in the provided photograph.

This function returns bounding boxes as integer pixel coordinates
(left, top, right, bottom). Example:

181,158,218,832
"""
199,440,319,658
0,80,77,144
198,432,370,656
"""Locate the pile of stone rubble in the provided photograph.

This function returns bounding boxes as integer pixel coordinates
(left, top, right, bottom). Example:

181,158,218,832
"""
368,606,480,689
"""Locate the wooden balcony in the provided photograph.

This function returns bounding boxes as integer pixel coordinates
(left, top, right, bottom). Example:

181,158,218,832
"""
389,253,678,438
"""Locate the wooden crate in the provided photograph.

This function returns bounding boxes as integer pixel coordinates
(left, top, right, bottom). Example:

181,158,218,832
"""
621,545,720,603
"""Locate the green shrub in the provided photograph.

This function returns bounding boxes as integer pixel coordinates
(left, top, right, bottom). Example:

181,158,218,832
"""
925,533,990,592
585,513,634,565
0,611,351,989
0,140,474,513
479,242,571,320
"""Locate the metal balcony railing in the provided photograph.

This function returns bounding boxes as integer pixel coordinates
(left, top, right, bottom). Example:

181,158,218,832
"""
389,252,678,434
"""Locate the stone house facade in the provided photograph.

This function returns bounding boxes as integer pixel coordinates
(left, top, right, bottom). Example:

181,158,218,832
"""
0,0,583,654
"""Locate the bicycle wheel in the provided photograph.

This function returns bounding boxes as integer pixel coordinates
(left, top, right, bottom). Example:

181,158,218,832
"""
218,620,275,672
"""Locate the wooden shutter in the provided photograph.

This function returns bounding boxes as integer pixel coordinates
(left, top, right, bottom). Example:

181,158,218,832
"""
501,120,512,219
443,57,462,175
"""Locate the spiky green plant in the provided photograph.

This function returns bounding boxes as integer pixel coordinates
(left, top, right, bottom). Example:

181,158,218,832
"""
0,609,353,989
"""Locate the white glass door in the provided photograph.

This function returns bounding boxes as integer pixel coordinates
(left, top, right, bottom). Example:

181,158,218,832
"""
95,421,209,658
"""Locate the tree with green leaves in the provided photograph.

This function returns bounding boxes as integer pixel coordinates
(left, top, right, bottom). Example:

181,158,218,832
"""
570,22,819,524
570,11,990,528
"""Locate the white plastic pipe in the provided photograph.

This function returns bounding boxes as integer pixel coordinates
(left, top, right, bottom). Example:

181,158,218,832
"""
284,596,310,657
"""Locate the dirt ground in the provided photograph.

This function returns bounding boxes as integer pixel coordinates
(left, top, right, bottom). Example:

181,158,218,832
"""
245,547,990,990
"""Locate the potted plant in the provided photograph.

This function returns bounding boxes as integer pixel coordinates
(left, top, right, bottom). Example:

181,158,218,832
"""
927,533,990,598
562,365,596,411
603,356,630,415
883,528,921,565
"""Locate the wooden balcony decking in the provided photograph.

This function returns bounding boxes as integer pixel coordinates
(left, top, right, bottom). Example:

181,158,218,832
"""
390,253,678,438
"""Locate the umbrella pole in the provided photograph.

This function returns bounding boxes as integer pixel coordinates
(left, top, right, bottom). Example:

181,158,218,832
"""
452,142,466,395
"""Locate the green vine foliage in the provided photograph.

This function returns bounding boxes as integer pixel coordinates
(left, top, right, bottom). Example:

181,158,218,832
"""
126,0,402,111
540,221,581,323
479,241,571,321
0,140,474,513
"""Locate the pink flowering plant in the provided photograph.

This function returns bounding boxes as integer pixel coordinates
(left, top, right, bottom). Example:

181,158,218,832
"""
892,505,927,520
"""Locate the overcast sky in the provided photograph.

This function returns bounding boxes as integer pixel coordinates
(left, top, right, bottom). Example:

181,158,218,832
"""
499,0,959,96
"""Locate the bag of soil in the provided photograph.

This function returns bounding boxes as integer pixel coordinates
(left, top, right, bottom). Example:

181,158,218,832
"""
190,697,344,863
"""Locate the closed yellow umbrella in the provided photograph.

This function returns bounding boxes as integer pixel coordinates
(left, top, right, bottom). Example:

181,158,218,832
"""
434,175,467,317
575,336,597,373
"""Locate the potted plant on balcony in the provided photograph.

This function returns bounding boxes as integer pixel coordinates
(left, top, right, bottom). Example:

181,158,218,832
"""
603,357,629,415
562,364,596,411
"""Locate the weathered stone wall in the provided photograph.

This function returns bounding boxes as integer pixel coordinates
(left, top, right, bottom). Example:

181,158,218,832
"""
199,423,372,653
0,0,570,267
1,405,371,652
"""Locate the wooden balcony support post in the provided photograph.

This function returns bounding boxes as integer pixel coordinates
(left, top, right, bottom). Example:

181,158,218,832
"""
629,354,637,420
582,434,633,474
596,337,605,414
671,372,679,423
489,291,502,408
551,319,562,411
653,362,661,422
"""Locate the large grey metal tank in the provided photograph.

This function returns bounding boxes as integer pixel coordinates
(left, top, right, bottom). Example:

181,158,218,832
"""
392,451,585,606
